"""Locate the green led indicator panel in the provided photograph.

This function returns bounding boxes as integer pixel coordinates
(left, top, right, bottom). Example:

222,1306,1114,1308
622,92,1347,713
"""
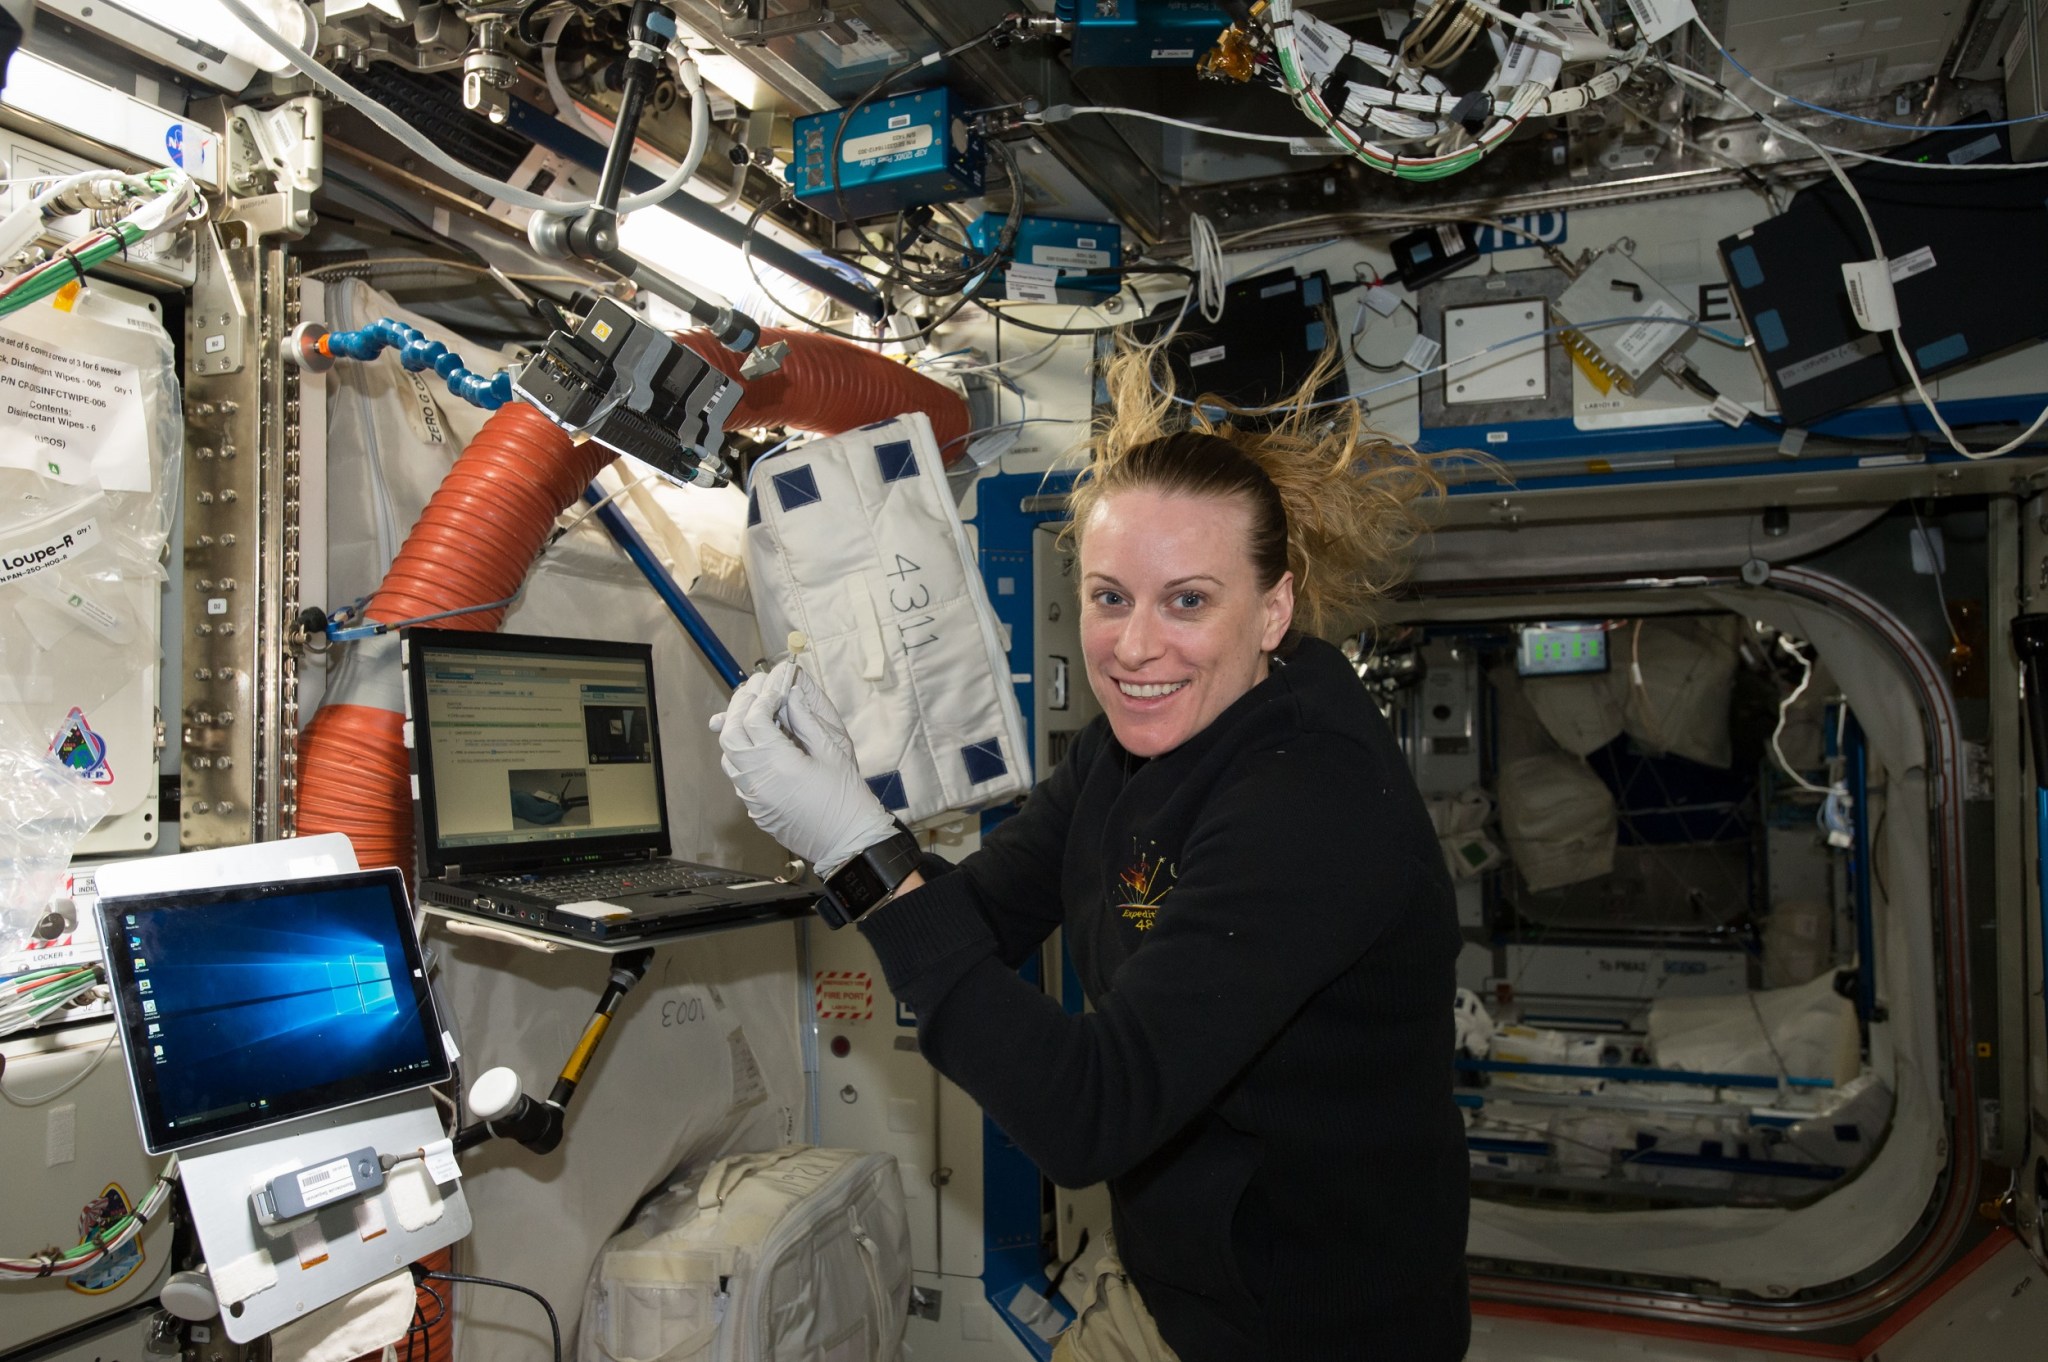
1516,622,1609,677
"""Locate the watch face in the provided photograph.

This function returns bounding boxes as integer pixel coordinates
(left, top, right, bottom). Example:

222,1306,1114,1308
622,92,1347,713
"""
826,832,919,925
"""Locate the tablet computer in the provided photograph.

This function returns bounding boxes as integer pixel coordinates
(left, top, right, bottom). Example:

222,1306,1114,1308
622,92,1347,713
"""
97,868,450,1155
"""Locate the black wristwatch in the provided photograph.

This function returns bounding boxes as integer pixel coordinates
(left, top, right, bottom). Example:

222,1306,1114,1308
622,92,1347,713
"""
817,829,922,929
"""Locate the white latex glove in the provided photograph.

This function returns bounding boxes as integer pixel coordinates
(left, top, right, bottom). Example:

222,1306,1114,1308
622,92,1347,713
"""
711,660,896,879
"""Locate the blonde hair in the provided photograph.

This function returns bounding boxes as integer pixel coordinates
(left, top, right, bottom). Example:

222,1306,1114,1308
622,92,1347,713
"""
1064,336,1446,640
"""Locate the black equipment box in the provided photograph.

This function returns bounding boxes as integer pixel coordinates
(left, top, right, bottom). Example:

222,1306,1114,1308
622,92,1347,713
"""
1716,127,2048,428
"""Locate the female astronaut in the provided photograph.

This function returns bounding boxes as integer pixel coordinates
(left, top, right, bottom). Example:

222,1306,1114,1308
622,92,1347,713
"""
715,341,1469,1361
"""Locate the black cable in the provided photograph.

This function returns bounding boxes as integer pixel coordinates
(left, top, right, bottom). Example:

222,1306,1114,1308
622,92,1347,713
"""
426,1271,560,1362
1348,297,1420,374
732,22,1018,344
740,137,1024,345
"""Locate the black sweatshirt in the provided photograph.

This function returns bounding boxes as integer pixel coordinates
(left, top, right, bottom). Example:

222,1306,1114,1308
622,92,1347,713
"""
860,637,1470,1361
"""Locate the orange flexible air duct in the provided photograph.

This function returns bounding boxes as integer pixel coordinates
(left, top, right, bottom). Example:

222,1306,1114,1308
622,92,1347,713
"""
297,402,593,879
675,326,972,458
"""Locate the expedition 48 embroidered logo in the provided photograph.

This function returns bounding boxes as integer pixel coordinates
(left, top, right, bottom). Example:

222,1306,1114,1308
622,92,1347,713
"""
1116,843,1176,931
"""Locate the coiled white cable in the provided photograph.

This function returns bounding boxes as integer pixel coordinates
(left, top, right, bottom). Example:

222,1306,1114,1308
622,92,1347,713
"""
1188,213,1226,324
540,10,709,214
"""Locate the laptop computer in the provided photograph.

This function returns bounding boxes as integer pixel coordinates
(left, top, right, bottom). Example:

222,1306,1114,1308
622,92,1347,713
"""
402,628,815,944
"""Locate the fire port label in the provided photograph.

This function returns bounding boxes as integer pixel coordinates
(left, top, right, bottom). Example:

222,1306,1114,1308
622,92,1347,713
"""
815,971,873,1022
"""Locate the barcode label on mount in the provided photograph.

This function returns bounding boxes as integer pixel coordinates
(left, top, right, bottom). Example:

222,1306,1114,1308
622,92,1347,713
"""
1622,0,1698,42
1404,335,1443,372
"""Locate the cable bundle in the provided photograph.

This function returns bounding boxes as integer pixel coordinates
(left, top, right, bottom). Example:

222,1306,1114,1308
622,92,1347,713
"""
0,962,101,1036
1236,0,1645,181
0,168,200,318
0,1155,176,1278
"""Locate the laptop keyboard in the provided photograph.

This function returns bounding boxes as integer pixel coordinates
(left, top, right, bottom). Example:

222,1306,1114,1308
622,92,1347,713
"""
484,862,760,904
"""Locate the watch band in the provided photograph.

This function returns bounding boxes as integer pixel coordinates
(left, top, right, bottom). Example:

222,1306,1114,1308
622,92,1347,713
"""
817,829,922,929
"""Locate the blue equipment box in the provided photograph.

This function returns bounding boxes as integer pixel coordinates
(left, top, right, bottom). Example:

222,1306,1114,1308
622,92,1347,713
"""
969,214,1123,294
1070,1,1231,69
788,87,986,221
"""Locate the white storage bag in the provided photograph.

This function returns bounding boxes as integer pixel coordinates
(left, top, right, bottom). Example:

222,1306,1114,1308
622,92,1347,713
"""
579,1146,912,1362
1497,752,1617,892
744,413,1030,824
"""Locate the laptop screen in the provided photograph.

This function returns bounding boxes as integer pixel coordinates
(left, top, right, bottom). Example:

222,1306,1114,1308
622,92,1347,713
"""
405,630,673,876
98,869,450,1154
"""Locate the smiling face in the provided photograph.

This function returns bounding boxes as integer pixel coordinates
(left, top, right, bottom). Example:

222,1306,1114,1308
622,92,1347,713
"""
1078,487,1295,759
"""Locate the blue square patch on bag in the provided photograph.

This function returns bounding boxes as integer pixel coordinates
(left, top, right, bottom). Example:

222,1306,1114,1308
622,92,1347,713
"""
773,465,821,512
960,739,1008,784
875,440,918,483
865,771,910,812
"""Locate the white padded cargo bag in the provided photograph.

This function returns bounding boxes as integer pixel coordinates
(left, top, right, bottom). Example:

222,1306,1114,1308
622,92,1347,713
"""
745,413,1030,825
578,1146,911,1362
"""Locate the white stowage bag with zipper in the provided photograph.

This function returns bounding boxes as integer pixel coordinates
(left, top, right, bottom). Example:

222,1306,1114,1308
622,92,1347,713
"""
744,412,1031,827
578,1146,912,1362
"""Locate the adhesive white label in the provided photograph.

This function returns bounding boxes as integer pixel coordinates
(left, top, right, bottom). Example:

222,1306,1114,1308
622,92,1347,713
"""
1150,48,1194,60
1499,36,1563,90
0,326,148,489
0,514,99,586
1776,334,1883,389
1189,344,1227,367
1404,335,1443,372
1621,0,1699,43
1533,10,1602,59
1888,245,1936,283
1288,138,1344,156
841,124,933,163
1363,285,1403,317
1841,258,1901,331
1032,245,1111,271
294,1157,357,1211
887,113,911,130
39,581,125,639
1004,263,1060,303
421,1138,460,1186
1612,298,1688,368
1706,394,1750,427
1291,13,1345,84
